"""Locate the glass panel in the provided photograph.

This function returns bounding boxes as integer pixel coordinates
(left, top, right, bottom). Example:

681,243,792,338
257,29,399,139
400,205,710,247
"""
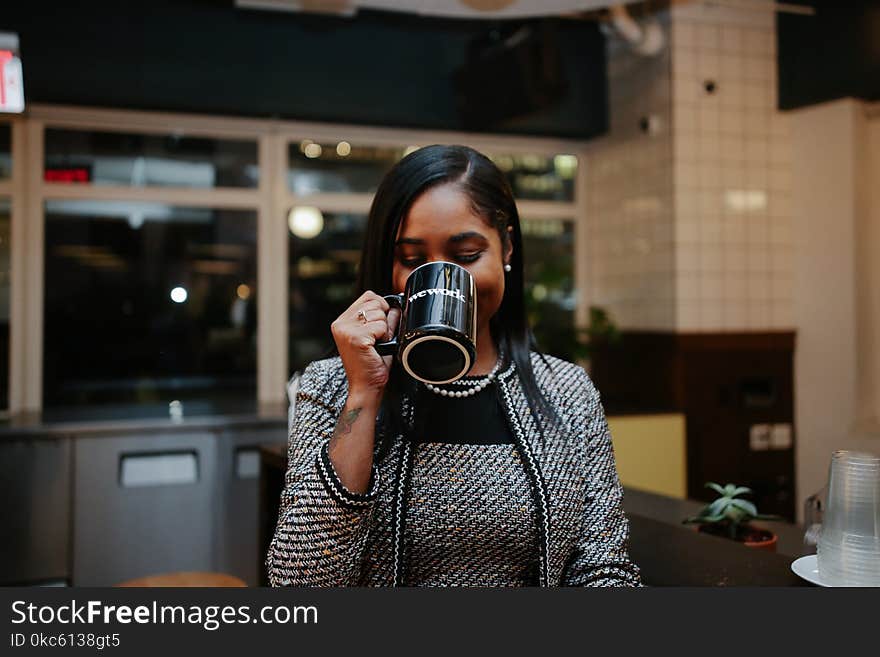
287,141,408,195
488,152,578,202
521,218,577,361
0,199,8,410
43,201,257,410
0,124,11,180
44,129,259,188
287,141,576,202
288,209,366,374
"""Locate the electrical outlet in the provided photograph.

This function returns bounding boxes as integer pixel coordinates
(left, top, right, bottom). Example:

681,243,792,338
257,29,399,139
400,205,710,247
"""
749,424,771,451
770,423,793,450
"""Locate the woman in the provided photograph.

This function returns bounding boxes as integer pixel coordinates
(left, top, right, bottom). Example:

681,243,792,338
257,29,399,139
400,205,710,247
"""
267,145,641,587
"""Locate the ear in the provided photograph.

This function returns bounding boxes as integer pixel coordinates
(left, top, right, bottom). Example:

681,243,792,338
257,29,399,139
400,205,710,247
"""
503,225,514,266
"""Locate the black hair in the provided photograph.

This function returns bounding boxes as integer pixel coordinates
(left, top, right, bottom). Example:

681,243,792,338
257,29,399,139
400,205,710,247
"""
328,144,559,458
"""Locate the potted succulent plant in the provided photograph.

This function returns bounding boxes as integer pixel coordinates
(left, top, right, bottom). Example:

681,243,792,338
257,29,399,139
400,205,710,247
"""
683,482,782,551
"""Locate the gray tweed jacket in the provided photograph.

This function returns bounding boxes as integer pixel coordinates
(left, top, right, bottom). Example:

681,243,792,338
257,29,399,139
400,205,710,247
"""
266,351,642,587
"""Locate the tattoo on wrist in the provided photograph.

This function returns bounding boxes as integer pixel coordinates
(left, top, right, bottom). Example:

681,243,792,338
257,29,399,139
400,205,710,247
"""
329,407,362,453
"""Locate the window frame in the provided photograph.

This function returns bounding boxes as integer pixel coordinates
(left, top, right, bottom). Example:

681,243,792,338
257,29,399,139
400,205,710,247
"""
10,104,591,414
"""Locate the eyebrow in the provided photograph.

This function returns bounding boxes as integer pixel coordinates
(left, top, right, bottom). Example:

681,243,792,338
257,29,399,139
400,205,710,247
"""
449,231,489,244
395,231,489,246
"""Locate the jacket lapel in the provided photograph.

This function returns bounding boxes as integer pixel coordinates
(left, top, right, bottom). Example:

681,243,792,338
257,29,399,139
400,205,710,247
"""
496,363,554,586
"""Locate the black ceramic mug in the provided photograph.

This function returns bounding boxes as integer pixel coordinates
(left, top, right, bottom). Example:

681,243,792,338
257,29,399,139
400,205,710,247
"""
375,261,477,384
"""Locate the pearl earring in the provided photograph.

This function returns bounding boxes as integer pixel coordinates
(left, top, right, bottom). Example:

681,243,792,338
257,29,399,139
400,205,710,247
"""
504,264,512,272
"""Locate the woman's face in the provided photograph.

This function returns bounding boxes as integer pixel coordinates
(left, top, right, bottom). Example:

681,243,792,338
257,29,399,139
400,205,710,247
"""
393,183,513,336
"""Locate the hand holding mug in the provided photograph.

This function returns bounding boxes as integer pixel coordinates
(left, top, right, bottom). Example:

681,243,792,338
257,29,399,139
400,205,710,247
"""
331,291,402,396
332,261,477,398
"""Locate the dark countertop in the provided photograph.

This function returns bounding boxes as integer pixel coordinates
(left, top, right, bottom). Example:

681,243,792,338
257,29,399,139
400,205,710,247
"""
623,487,808,559
627,514,808,586
0,401,287,438
623,487,809,585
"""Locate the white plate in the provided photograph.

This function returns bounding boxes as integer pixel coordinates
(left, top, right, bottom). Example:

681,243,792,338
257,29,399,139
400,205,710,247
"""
791,554,830,587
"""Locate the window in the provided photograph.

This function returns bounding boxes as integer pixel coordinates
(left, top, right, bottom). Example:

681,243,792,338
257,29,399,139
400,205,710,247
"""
45,129,259,188
287,141,408,195
521,218,577,361
288,210,367,373
0,124,11,180
285,140,578,202
0,122,12,411
488,152,578,202
43,200,257,409
0,199,9,410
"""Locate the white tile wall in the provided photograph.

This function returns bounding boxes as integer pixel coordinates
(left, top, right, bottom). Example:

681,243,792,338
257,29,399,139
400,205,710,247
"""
670,2,793,331
587,2,793,333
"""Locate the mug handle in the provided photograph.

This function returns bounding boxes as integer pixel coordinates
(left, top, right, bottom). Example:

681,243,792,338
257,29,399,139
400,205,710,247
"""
374,293,404,356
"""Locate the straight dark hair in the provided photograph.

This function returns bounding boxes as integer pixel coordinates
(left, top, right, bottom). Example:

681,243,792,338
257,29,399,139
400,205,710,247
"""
329,144,560,458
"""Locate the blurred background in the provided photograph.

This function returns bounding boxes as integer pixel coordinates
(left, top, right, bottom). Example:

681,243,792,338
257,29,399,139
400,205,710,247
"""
0,0,878,586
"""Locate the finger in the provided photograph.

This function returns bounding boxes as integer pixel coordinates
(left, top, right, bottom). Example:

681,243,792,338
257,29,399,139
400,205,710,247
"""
348,290,383,314
349,320,390,350
353,308,373,324
357,299,387,315
386,307,401,337
363,319,392,342
350,290,374,307
361,291,390,313
356,307,388,325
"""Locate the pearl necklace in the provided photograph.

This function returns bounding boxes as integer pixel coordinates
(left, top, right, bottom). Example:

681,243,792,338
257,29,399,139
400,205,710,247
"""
424,356,503,398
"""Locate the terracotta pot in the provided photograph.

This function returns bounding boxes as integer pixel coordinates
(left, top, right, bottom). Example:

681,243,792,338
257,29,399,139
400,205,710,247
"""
695,524,778,552
742,528,778,552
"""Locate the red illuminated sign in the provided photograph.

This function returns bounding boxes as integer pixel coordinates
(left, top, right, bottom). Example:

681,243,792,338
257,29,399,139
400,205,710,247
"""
44,168,92,183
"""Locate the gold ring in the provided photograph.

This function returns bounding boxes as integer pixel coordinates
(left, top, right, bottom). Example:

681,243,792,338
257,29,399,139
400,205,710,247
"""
356,309,368,324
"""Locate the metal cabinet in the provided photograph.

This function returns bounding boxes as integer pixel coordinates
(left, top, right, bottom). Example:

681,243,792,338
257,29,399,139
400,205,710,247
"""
214,427,286,586
2,417,287,587
72,431,218,586
0,437,71,585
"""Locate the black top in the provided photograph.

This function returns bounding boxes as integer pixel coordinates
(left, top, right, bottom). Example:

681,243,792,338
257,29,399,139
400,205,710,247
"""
407,377,514,445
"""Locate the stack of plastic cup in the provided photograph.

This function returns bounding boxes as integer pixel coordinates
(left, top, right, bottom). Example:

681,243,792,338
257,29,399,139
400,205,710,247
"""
817,450,880,586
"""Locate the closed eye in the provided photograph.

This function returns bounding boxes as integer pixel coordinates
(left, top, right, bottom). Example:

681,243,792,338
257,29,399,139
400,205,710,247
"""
457,252,482,263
